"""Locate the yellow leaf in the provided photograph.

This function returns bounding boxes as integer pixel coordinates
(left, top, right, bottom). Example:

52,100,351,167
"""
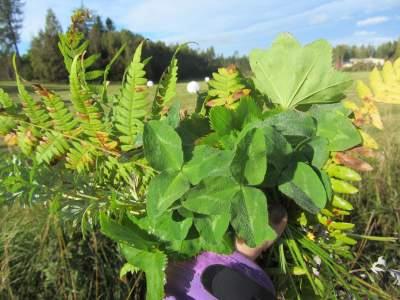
369,67,385,98
342,100,359,111
364,99,383,129
356,80,373,99
393,58,400,81
4,133,17,146
382,61,396,85
359,130,379,150
306,232,316,241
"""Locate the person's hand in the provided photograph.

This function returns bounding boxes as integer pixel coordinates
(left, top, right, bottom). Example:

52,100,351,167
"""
235,202,288,260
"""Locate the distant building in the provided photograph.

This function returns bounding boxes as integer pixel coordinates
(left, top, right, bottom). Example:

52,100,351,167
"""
345,57,385,67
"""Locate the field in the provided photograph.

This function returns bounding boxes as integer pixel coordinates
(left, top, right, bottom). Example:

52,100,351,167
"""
1,72,399,298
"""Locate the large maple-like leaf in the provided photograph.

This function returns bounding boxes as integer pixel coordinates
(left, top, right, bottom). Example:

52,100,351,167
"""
249,34,352,109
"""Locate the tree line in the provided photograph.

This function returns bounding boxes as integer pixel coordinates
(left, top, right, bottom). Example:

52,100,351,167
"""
333,41,400,66
0,1,249,82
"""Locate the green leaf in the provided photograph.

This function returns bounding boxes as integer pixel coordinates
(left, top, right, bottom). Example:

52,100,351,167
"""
194,214,230,244
207,66,246,107
299,136,329,168
262,126,293,187
121,245,167,300
0,88,13,109
278,162,327,214
85,69,104,80
263,125,293,171
182,145,234,185
146,171,190,218
129,211,192,243
13,55,50,128
231,128,267,185
99,214,156,250
318,170,333,201
249,34,352,109
166,101,181,128
314,110,361,151
143,120,184,172
36,132,69,164
231,187,276,247
209,106,234,136
114,41,148,151
263,110,316,145
119,263,139,279
194,215,234,253
176,115,211,160
70,55,105,137
0,116,16,135
152,48,179,118
183,176,239,215
233,96,263,129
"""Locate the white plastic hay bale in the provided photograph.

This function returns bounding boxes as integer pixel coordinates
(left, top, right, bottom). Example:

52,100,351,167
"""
147,80,154,88
187,81,200,94
204,76,210,82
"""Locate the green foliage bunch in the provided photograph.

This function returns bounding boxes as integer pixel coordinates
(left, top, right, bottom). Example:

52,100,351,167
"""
1,11,397,299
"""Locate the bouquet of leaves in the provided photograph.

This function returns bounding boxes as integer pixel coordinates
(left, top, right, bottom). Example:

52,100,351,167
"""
1,10,399,299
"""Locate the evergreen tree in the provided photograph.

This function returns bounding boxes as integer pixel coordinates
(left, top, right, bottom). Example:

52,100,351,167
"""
0,0,23,56
30,9,66,81
105,17,115,31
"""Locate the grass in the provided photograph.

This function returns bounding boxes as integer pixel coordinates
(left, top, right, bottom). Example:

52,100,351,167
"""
1,72,399,298
0,80,207,112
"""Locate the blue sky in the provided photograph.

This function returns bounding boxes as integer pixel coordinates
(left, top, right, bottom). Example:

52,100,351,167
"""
20,0,400,56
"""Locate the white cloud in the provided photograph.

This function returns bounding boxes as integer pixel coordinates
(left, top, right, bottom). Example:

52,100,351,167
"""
309,14,329,25
333,33,394,46
354,30,376,36
357,16,389,27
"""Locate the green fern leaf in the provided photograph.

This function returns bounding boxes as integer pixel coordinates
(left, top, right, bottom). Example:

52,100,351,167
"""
151,49,179,118
66,141,97,172
34,84,78,132
114,42,148,151
70,55,105,138
121,245,167,300
207,65,249,108
36,132,69,164
16,126,36,155
0,88,13,109
13,56,50,128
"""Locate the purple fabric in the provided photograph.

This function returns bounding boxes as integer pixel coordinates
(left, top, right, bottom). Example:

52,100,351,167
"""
165,251,275,300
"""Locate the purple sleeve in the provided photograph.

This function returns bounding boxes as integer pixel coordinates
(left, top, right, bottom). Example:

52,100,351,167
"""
165,251,275,300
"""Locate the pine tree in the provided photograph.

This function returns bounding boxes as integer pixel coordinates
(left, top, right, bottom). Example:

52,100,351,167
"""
105,17,115,31
30,9,67,81
0,0,23,56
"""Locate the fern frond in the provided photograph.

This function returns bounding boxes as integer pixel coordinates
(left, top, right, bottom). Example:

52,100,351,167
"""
70,55,106,139
12,56,50,129
114,42,148,151
0,89,17,135
207,65,249,108
66,141,97,172
16,125,36,155
101,156,137,185
36,132,69,164
151,49,179,118
58,13,103,80
33,84,78,132
0,88,13,109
